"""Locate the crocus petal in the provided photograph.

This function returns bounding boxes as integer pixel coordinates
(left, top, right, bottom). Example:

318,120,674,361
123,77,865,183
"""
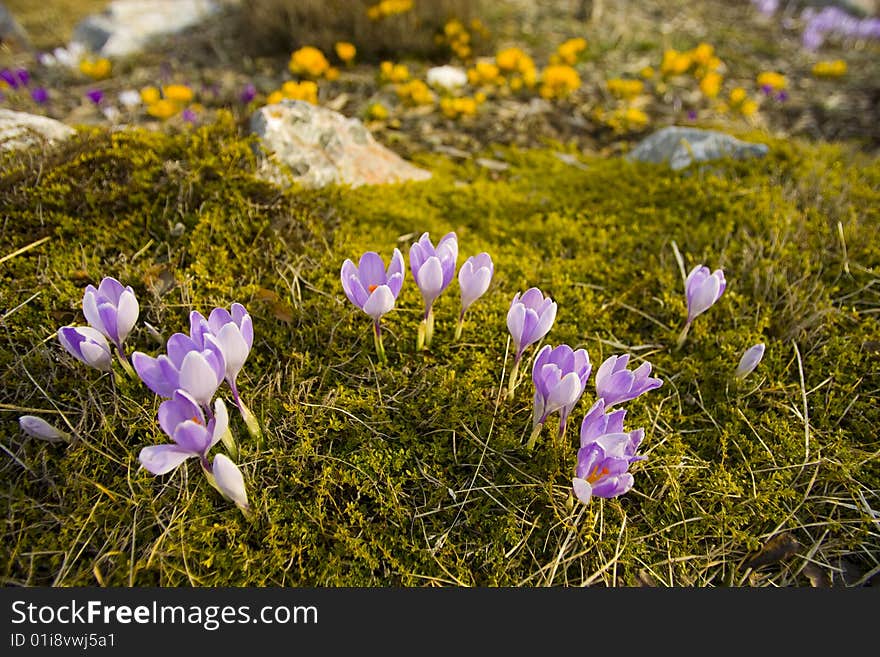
386,272,404,300
158,390,203,439
207,307,234,335
544,371,584,415
212,453,249,509
458,258,492,311
217,322,250,380
115,288,139,344
358,251,387,288
166,333,199,368
138,444,194,475
341,259,364,308
19,416,68,443
189,311,210,348
210,398,229,447
82,287,107,337
572,478,593,505
591,472,634,498
415,256,444,306
179,351,220,406
362,285,395,321
506,302,526,351
231,303,254,349
172,420,212,455
688,275,721,320
520,287,545,308
531,301,557,343
80,340,113,370
97,276,125,303
97,303,120,345
132,352,176,397
735,343,765,379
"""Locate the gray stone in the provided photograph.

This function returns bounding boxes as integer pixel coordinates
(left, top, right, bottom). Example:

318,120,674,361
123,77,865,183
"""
0,109,75,151
250,100,432,189
72,0,220,57
0,2,29,49
626,126,769,171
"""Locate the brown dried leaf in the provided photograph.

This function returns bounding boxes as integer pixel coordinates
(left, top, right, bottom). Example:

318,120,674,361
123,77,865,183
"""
254,287,294,324
744,532,800,570
802,563,832,588
142,265,176,296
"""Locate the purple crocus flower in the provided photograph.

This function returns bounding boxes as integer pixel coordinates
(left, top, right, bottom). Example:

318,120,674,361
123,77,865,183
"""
15,69,29,87
19,415,70,443
595,354,662,407
776,90,788,102
240,83,256,104
57,326,113,371
138,390,228,475
410,232,458,349
456,252,493,339
678,264,726,347
182,107,198,124
86,89,104,105
572,425,645,505
735,343,765,380
211,453,251,516
82,276,139,357
132,332,226,408
528,344,591,447
686,110,697,121
579,398,626,446
30,87,49,104
506,287,557,398
340,249,405,363
1,69,18,88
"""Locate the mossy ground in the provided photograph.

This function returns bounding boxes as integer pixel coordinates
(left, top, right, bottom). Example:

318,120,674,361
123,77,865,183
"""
1,115,878,586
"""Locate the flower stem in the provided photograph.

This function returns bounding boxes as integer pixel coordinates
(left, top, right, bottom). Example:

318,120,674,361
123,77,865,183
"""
507,356,521,400
231,382,262,442
416,320,426,351
525,422,543,451
373,321,387,364
425,307,435,346
454,312,464,341
675,321,691,350
116,351,137,379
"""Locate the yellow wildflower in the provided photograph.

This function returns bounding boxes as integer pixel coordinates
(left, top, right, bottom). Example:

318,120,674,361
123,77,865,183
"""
640,66,655,79
162,84,194,103
281,80,319,104
380,61,410,83
554,37,587,65
266,90,284,105
140,86,161,104
729,87,748,105
366,103,389,120
147,99,179,120
539,65,581,100
468,60,500,86
756,71,787,91
325,67,340,81
335,42,356,65
288,46,330,79
691,43,714,66
812,59,847,78
79,57,111,80
606,78,644,100
440,96,479,119
660,49,692,77
395,79,434,106
366,0,413,20
699,72,723,98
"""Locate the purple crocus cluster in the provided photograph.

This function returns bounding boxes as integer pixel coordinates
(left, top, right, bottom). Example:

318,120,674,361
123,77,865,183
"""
801,6,880,51
0,67,49,105
55,277,253,517
340,232,494,362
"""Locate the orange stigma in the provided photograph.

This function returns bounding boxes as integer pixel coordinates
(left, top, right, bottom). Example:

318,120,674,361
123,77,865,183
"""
586,466,610,484
191,415,202,425
368,284,378,293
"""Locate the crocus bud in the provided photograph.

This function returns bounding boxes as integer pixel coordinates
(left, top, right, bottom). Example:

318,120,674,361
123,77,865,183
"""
410,232,458,315
458,252,493,316
735,343,765,379
19,415,70,443
595,354,663,407
82,276,139,353
58,326,113,371
212,453,250,515
685,265,726,325
506,287,557,363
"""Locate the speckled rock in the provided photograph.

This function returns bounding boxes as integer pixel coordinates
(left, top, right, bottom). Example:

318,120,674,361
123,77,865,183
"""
626,126,769,171
0,109,75,151
250,100,432,188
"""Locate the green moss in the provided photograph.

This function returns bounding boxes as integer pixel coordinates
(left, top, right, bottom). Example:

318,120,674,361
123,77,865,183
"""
1,117,878,586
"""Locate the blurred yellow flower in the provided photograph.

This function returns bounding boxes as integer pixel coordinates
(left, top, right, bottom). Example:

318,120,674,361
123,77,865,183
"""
699,72,723,98
729,87,748,105
79,57,111,80
440,95,480,119
325,67,340,81
728,87,757,116
162,84,194,103
335,42,356,64
756,71,787,91
660,49,692,77
147,99,179,120
468,60,500,86
539,65,581,100
606,78,644,100
380,61,410,83
140,86,161,104
596,106,650,134
691,43,714,66
266,90,284,105
366,0,413,20
280,80,319,104
553,37,587,65
640,66,655,79
289,46,330,78
812,59,847,78
395,79,434,106
366,102,389,120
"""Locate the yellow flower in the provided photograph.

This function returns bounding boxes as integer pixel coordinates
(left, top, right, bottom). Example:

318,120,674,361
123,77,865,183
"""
468,60,500,86
812,59,847,78
660,49,692,76
699,72,723,98
691,43,714,66
288,46,330,78
162,84,194,103
79,57,111,80
729,87,748,105
606,78,644,100
640,66,655,79
335,42,356,64
756,71,787,91
366,102,389,120
555,37,587,65
539,65,581,100
266,90,284,105
395,79,434,106
281,80,319,104
495,47,535,76
740,100,758,117
440,96,479,119
380,61,410,83
728,87,757,117
147,99,179,120
366,0,413,20
140,86,160,104
600,106,650,134
325,67,340,81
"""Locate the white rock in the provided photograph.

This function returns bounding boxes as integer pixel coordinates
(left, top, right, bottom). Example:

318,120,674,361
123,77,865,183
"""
0,109,75,151
250,100,432,189
72,0,220,58
426,65,468,91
